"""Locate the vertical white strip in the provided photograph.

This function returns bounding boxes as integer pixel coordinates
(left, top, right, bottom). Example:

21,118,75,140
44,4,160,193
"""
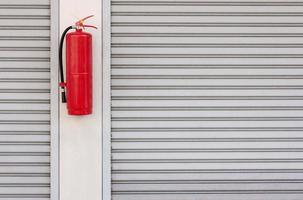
102,0,112,199
59,0,102,200
50,0,60,199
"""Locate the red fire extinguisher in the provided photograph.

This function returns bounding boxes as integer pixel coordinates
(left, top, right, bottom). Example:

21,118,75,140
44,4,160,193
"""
59,15,97,115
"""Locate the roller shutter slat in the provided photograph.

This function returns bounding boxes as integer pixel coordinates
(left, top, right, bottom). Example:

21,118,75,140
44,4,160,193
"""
0,0,49,5
112,68,303,76
112,5,303,12
111,57,303,65
113,172,303,180
111,130,303,139
0,104,49,111
0,71,49,79
112,16,303,23
0,187,49,194
0,9,50,16
113,152,303,160
113,162,303,170
0,156,49,163
0,30,50,37
112,37,303,44
0,176,49,184
112,79,303,86
112,27,303,34
0,51,49,58
112,99,303,107
0,83,50,90
111,195,303,200
112,48,303,55
0,166,49,173
0,145,49,153
0,114,49,121
0,62,50,69
112,110,303,118
0,135,49,142
0,41,50,48
113,183,303,190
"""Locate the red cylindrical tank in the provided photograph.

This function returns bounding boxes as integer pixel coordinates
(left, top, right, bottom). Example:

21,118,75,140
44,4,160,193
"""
66,29,92,115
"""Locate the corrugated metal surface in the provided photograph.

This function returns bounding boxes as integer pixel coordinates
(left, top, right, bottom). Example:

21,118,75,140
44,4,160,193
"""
111,1,303,200
0,0,50,199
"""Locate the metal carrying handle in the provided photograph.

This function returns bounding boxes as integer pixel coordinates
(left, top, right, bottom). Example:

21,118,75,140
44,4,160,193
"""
75,15,97,29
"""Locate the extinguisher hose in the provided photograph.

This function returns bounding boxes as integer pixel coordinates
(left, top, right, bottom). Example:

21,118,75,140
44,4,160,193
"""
59,26,74,103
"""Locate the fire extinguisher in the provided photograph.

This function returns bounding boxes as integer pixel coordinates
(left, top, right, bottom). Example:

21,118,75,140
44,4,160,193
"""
59,15,97,115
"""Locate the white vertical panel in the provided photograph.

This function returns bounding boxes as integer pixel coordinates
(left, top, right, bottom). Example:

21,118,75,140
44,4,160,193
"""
111,1,303,199
0,0,51,199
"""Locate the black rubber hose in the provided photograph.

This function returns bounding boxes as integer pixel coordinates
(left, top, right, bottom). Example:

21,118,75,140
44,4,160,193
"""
59,26,74,103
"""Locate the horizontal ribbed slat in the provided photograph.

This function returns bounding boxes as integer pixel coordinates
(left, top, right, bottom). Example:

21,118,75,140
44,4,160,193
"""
0,0,51,199
111,0,303,199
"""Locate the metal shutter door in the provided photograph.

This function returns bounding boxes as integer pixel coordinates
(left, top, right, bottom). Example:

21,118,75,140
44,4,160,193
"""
111,1,303,200
0,0,51,199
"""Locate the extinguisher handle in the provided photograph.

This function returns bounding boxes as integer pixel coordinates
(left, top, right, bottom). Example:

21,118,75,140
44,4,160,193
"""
75,15,97,30
82,25,97,29
76,15,94,26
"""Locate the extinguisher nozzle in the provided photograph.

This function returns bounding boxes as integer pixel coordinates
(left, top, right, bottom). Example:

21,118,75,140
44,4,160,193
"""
61,91,67,103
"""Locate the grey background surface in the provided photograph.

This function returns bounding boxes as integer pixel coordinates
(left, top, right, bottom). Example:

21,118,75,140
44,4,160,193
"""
0,0,51,199
110,0,303,199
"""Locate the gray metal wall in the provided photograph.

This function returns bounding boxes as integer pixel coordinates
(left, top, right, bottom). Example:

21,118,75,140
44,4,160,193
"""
0,0,50,199
111,1,303,200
